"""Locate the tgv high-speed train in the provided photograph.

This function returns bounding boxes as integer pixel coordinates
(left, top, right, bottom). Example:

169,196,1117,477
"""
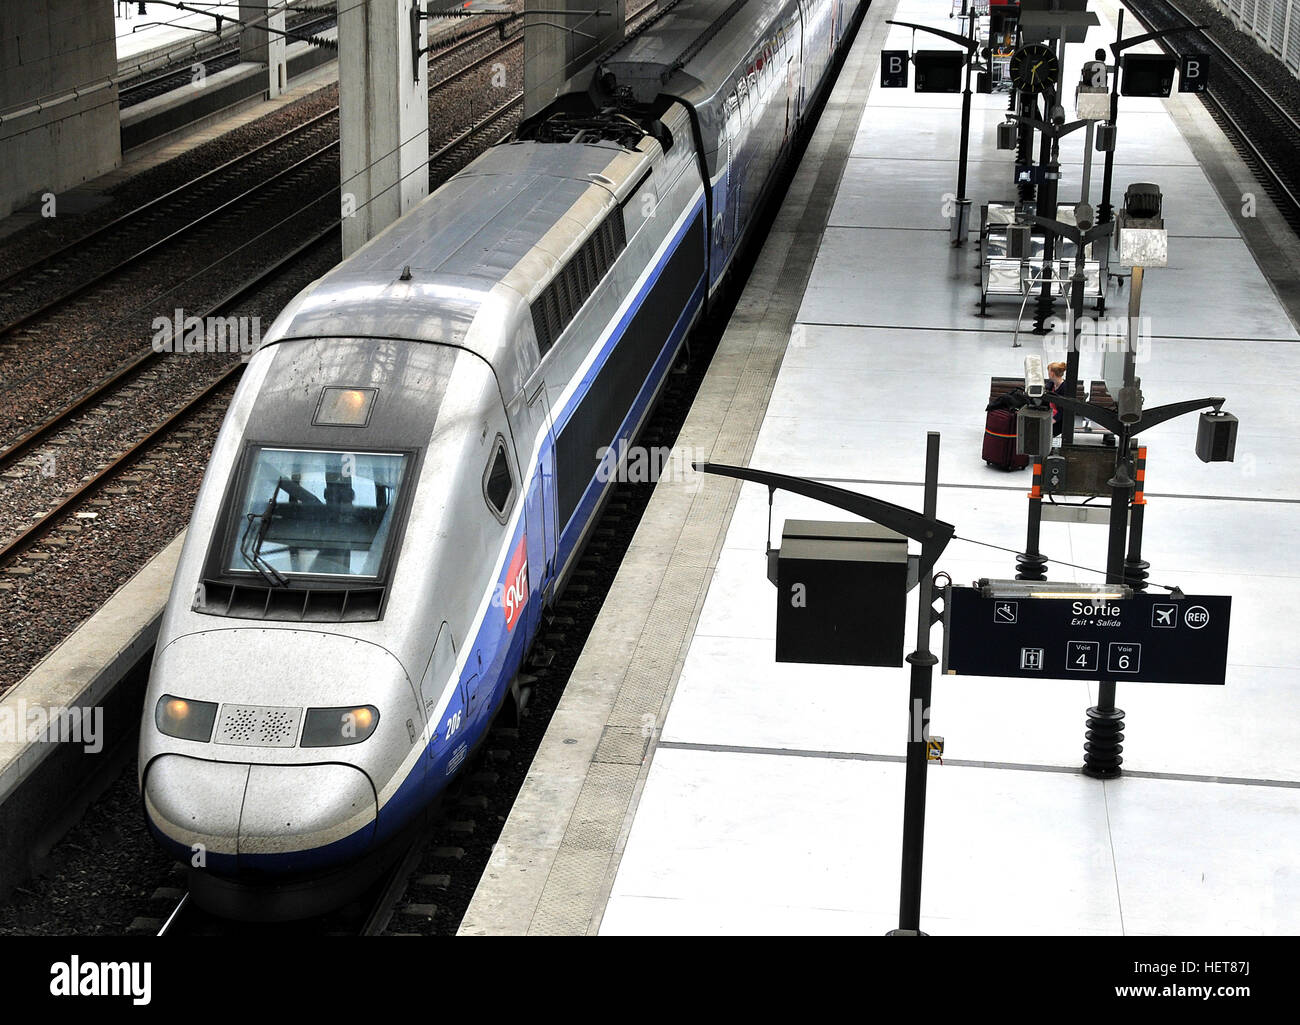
140,0,864,916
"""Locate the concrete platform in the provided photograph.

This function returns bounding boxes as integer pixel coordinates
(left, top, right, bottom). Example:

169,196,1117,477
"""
0,533,183,902
462,0,1300,935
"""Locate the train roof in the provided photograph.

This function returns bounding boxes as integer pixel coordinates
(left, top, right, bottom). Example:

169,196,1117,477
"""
593,0,778,105
262,139,649,359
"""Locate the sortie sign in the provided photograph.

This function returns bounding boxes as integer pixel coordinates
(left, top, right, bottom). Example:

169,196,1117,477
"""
942,588,1232,685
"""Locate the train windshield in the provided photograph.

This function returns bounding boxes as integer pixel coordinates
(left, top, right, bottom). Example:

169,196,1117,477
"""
228,447,408,581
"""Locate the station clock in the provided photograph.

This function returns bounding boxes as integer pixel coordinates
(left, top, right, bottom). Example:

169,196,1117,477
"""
1009,43,1060,94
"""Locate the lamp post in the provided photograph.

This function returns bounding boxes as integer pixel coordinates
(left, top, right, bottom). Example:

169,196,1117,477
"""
1006,95,1091,334
1030,210,1114,446
696,440,956,936
1045,389,1229,775
1096,16,1210,226
1013,210,1113,584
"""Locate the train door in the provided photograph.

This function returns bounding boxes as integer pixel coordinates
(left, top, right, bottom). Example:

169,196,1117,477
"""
523,381,557,616
420,622,466,781
732,76,751,245
712,94,737,282
464,647,486,729
785,32,795,145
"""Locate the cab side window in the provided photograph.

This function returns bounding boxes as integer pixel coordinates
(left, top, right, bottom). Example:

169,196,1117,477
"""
484,438,514,522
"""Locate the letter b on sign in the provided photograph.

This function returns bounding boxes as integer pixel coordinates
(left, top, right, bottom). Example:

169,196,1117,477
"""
1179,54,1208,93
881,50,909,88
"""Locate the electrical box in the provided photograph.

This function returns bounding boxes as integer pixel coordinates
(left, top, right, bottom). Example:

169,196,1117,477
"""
775,520,908,667
1042,441,1125,497
1121,53,1179,97
914,50,964,93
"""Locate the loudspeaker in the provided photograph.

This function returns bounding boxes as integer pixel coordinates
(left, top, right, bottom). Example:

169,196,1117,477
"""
1196,411,1238,462
1096,122,1117,151
997,119,1019,149
1017,406,1054,458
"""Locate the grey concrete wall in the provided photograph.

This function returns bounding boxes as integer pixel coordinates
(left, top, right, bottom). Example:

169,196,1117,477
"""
523,0,625,118
0,0,122,219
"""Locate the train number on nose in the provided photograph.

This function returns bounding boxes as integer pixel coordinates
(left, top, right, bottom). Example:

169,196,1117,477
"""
503,536,529,632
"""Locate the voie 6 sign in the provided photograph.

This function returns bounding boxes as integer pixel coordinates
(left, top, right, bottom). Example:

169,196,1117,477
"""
941,582,1232,686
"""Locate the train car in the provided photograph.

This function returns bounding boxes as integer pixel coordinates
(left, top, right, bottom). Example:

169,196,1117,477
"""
139,0,864,918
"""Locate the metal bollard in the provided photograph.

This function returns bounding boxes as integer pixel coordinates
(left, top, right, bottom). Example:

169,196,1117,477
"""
950,198,973,246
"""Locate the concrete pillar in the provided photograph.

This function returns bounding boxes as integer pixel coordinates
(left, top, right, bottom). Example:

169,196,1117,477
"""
240,1,288,99
0,0,121,219
523,0,625,118
339,0,429,258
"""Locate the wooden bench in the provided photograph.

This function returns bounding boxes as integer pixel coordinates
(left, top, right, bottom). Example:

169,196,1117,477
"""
1088,380,1118,415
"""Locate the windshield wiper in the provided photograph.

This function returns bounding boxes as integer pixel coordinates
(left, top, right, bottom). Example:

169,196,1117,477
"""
239,481,290,587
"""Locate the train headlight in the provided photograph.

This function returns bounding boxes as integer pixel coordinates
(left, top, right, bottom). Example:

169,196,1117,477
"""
155,695,218,742
301,706,380,747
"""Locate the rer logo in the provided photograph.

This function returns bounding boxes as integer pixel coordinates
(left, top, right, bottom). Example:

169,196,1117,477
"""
503,535,529,632
1184,605,1211,630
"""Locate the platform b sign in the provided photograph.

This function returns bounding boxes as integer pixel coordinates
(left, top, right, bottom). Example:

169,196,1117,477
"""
881,50,909,88
1179,53,1208,93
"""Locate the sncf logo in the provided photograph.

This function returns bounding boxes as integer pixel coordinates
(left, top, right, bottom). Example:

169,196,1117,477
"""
503,535,529,632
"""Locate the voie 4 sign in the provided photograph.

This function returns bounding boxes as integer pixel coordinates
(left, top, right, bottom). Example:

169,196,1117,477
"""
942,586,1232,685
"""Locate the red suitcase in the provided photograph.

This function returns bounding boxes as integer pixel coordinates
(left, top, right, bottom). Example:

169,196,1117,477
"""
983,408,1029,470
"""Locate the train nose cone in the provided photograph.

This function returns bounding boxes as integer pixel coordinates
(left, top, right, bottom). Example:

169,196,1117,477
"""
236,762,377,872
143,754,248,867
144,755,377,874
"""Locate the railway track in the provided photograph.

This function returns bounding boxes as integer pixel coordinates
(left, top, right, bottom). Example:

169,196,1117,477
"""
0,226,336,566
1122,0,1300,230
0,16,518,341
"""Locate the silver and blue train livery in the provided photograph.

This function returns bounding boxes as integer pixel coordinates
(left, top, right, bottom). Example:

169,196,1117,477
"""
139,0,864,915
